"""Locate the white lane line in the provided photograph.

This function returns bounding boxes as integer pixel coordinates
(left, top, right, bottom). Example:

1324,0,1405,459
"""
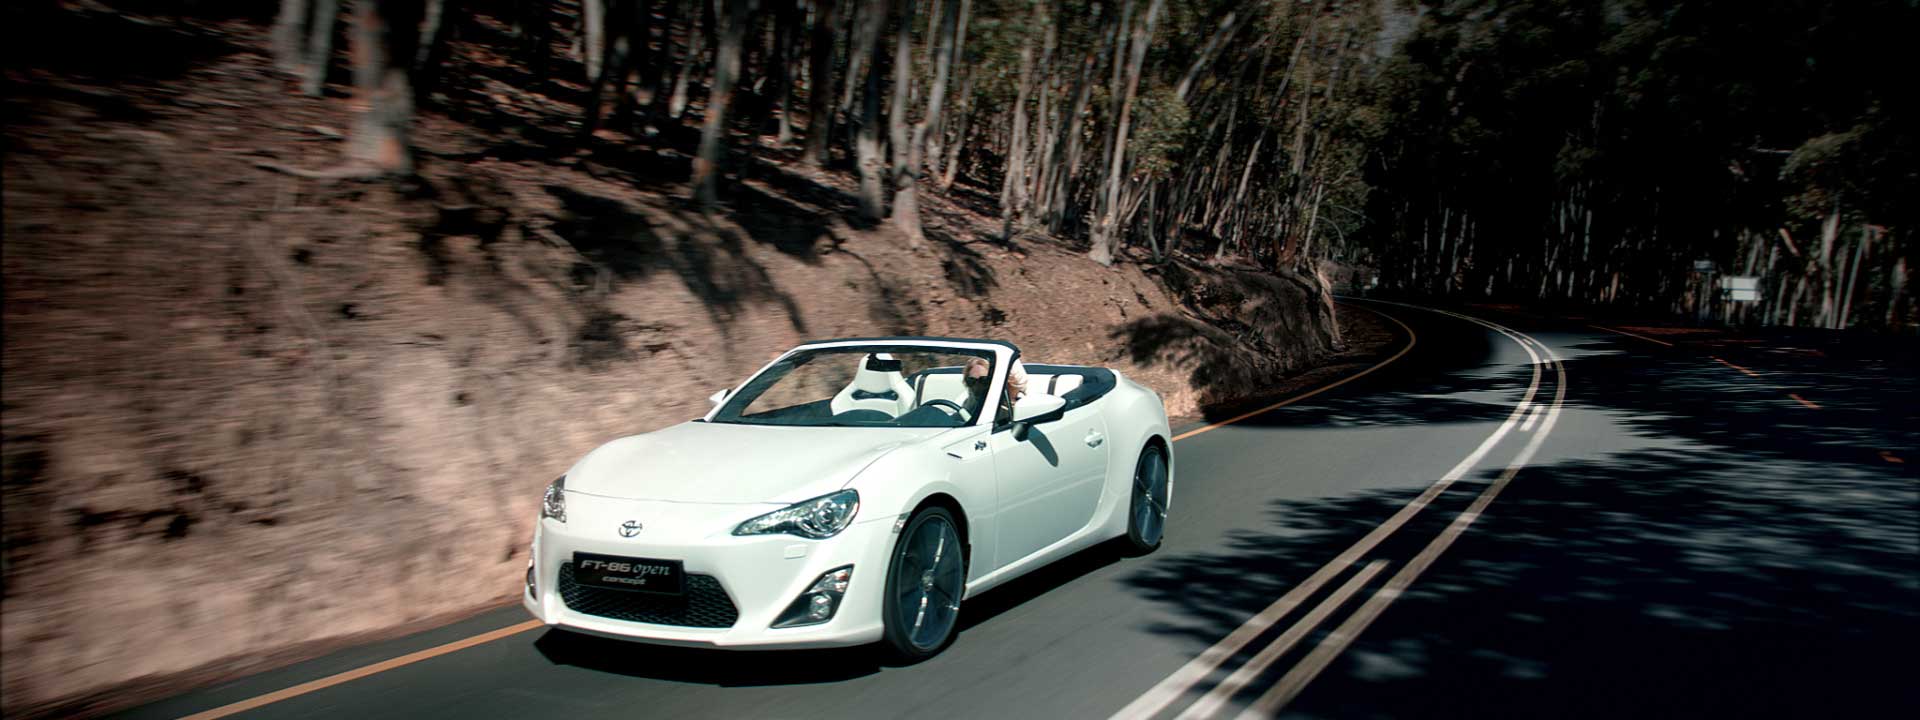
1237,321,1568,719
1520,393,1547,432
1173,560,1391,720
1112,305,1545,720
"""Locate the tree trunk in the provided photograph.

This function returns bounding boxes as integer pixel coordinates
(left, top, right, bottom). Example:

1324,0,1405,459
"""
1787,274,1808,326
301,0,341,97
514,0,557,80
345,0,422,176
1816,204,1840,328
669,0,712,119
1838,225,1871,330
583,0,607,82
1045,23,1108,233
646,0,686,114
272,0,312,74
582,0,643,138
412,0,456,102
886,0,917,238
610,0,659,128
852,0,887,220
693,0,755,207
1175,11,1239,102
936,63,973,189
926,0,971,183
999,0,1043,242
770,0,802,145
1027,13,1057,215
896,0,959,241
801,0,842,166
1088,0,1164,267
1888,257,1908,329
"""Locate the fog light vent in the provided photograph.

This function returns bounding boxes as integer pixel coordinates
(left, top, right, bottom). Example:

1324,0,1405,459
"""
772,565,853,628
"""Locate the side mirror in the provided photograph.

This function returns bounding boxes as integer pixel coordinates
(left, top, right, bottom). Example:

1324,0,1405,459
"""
1011,394,1066,424
708,388,731,406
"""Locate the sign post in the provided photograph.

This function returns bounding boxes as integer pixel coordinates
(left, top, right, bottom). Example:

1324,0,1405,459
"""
1692,260,1715,323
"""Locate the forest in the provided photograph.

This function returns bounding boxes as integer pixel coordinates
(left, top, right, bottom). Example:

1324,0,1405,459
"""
256,0,1916,330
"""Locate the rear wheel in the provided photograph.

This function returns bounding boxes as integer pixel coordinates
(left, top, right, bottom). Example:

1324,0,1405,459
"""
1125,444,1169,554
880,506,966,662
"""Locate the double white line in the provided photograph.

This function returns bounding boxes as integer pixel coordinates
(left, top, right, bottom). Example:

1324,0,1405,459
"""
1115,305,1568,720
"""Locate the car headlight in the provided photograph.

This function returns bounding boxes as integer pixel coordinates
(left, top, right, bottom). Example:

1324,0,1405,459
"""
733,490,860,539
542,476,567,523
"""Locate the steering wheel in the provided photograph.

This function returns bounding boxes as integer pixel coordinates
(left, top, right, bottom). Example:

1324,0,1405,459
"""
920,398,972,422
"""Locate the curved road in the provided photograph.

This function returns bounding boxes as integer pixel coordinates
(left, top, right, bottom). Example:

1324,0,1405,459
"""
118,302,1918,720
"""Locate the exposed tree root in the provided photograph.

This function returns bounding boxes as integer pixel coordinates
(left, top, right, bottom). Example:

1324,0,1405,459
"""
254,160,389,181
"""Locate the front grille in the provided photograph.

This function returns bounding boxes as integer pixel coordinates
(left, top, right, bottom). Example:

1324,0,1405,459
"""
556,562,740,629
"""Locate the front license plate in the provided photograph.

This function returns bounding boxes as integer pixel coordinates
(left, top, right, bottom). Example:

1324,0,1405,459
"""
573,552,684,595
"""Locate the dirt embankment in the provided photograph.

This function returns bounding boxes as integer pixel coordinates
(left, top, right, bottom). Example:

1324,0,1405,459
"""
0,10,1349,716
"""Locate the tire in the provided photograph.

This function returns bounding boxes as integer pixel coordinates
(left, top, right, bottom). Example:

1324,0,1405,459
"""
1125,443,1170,554
880,506,966,662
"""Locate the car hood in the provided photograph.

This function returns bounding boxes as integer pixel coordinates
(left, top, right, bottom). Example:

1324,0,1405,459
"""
564,421,947,504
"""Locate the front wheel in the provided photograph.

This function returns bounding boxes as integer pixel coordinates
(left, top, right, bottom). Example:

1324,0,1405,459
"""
1125,444,1169,554
880,506,966,662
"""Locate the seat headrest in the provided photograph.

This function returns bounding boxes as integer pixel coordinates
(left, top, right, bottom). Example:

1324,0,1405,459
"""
850,354,899,393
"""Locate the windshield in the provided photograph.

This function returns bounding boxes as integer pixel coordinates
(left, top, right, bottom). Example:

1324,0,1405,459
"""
711,346,997,428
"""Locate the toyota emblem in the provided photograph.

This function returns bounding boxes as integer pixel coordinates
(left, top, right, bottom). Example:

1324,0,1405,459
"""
618,520,643,538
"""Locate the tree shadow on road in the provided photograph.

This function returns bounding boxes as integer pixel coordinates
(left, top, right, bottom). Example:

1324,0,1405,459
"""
1116,334,1920,718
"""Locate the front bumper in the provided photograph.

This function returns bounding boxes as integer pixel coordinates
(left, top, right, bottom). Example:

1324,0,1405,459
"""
523,496,894,649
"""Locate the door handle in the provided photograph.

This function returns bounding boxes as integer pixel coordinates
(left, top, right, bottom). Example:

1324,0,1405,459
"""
1086,430,1104,448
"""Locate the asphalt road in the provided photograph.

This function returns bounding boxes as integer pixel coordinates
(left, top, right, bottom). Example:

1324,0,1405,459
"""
117,302,1919,720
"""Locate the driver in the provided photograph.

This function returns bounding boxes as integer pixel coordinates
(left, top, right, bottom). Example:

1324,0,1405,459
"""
963,356,1028,420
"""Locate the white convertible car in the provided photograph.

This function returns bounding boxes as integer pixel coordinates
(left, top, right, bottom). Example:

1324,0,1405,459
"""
523,336,1173,660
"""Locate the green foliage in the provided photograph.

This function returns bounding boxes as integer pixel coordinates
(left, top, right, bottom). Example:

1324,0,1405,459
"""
1354,0,1919,314
1128,83,1189,180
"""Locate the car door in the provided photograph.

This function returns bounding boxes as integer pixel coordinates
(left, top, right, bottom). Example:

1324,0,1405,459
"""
988,401,1111,569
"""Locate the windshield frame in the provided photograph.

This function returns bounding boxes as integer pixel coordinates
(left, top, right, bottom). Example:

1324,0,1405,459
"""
704,341,1016,429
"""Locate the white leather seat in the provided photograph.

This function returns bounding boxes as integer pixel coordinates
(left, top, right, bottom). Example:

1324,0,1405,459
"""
830,354,915,416
1050,375,1083,395
1024,374,1054,397
915,372,972,409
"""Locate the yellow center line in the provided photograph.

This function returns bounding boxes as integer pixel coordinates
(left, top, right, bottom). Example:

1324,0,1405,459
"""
1880,451,1905,465
1589,324,1673,347
177,620,544,720
1710,356,1761,378
1592,325,1823,411
1173,305,1417,443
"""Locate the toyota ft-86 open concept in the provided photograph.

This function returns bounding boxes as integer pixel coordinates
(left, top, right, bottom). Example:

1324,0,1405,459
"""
524,337,1174,660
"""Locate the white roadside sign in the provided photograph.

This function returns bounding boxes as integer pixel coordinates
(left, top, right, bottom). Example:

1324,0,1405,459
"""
1720,276,1760,302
